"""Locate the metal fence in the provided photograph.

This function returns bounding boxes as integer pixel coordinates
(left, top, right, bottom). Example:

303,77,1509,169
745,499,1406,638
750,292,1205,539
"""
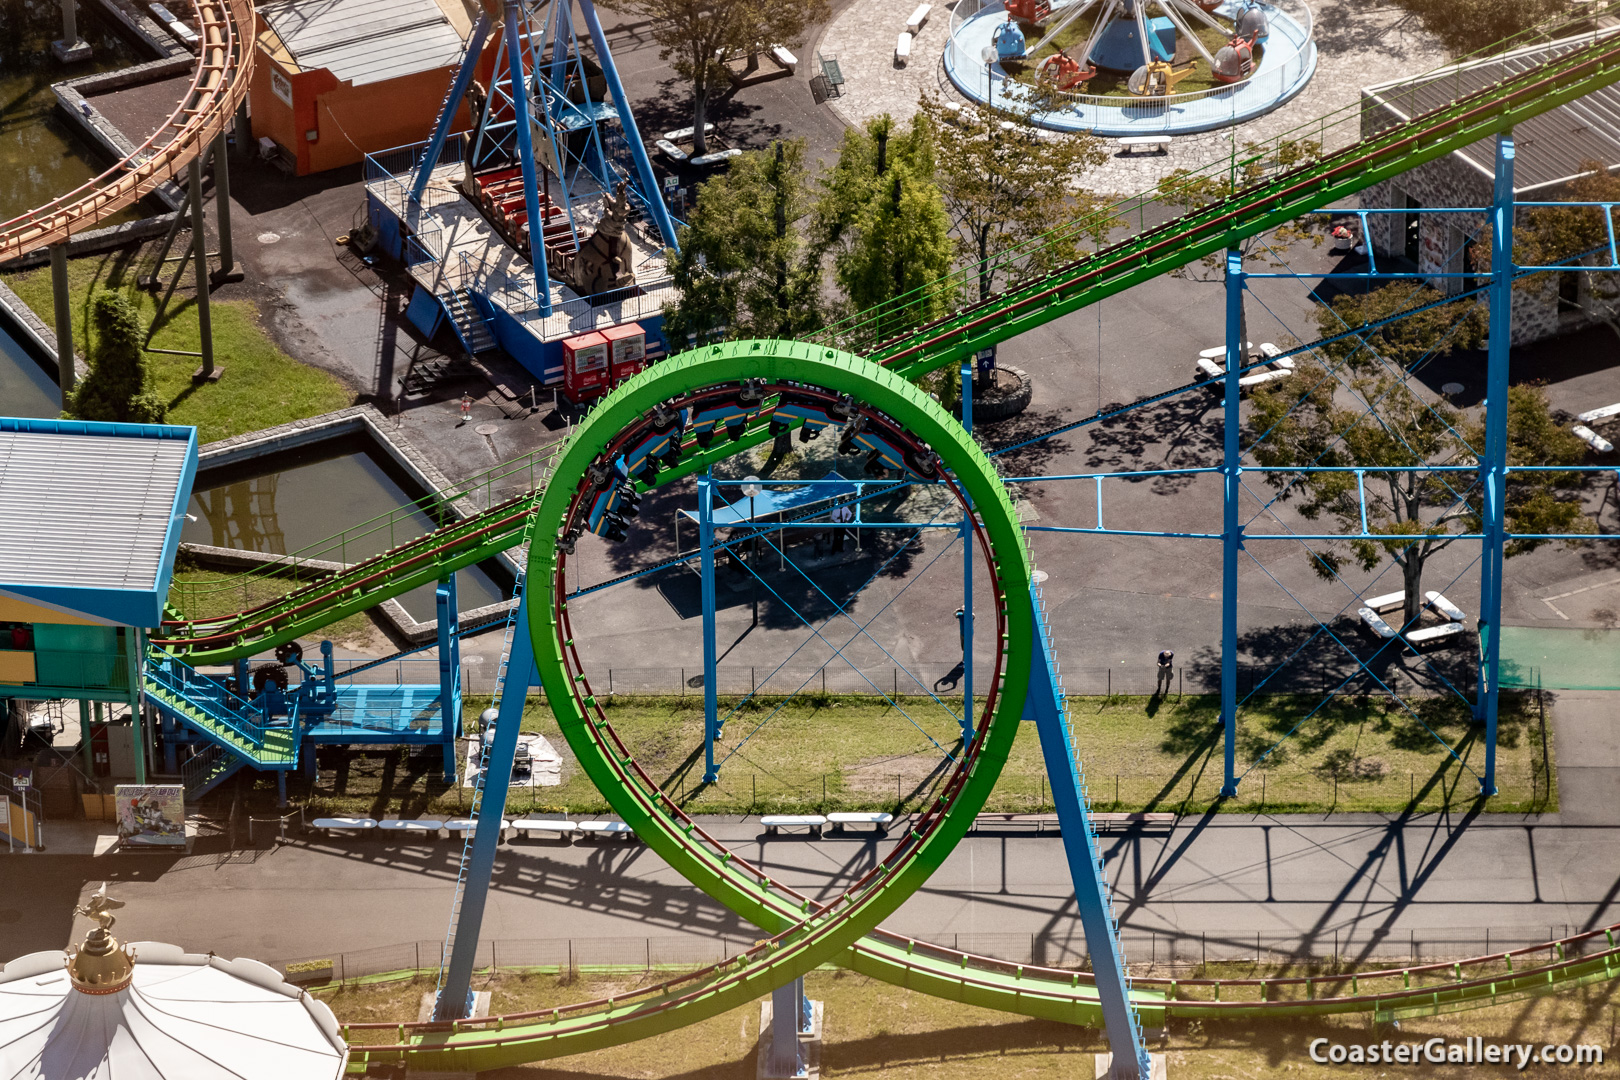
269,923,1603,986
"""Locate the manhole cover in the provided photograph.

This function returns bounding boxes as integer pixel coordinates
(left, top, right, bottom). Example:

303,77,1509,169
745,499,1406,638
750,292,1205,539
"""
475,423,500,435
1441,382,1466,395
1031,570,1049,584
256,232,280,244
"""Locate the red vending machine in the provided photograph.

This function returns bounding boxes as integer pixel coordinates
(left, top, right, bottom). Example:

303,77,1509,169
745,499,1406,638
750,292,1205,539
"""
561,331,610,403
603,322,647,385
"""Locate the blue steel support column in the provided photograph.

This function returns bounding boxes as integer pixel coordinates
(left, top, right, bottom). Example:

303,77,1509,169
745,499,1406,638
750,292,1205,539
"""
1476,133,1515,798
768,977,807,1076
409,13,491,207
700,472,720,782
576,0,681,250
960,357,974,745
504,0,553,316
437,596,537,1019
437,574,461,784
1219,248,1243,797
1025,591,1148,1080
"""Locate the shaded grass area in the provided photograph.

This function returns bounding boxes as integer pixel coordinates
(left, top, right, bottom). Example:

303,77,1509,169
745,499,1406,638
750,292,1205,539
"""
239,688,1554,819
322,967,1620,1079
3,247,352,442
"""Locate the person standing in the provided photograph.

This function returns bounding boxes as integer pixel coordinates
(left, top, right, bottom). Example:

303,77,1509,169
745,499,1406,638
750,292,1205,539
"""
459,393,473,424
1156,649,1174,695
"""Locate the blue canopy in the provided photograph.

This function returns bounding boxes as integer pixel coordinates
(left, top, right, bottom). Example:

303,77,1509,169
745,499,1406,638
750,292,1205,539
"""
679,471,857,526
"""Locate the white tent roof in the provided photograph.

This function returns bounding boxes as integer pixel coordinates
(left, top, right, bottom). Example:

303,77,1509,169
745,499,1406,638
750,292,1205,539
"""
0,943,347,1080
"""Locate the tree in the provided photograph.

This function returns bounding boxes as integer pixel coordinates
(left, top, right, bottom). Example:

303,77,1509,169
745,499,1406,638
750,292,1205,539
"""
66,292,166,424
1391,0,1566,57
916,95,1114,305
1510,160,1620,335
1155,137,1325,350
1247,283,1590,630
617,0,825,158
814,113,955,338
661,139,824,345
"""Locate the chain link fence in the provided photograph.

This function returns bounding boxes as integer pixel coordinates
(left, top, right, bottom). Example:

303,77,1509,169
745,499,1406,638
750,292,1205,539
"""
270,924,1604,987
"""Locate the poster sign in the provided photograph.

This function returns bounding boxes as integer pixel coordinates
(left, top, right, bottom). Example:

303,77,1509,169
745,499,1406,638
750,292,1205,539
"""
271,69,293,107
114,785,186,847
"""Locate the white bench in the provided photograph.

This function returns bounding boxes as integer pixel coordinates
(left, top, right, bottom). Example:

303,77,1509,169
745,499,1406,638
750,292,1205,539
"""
1408,621,1466,647
510,818,578,840
894,31,912,65
378,819,441,838
1363,591,1405,613
1576,402,1620,424
1424,590,1467,623
770,44,797,72
1119,135,1172,154
1199,342,1253,360
690,148,743,168
655,139,688,163
906,3,932,33
1238,370,1290,389
973,813,1061,832
1574,424,1615,453
762,814,827,836
443,818,510,837
1195,357,1224,381
1358,608,1397,639
1090,812,1176,832
577,820,635,840
663,123,715,143
827,812,892,833
311,817,376,835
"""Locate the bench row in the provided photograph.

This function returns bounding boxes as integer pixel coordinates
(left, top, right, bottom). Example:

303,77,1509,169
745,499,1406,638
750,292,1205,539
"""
310,811,1179,840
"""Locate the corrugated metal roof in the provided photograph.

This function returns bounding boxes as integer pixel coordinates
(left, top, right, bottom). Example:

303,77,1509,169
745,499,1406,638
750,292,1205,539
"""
0,427,190,592
258,0,463,86
1365,29,1620,193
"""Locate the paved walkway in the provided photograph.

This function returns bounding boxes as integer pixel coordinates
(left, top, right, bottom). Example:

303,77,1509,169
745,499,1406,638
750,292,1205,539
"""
818,0,1450,193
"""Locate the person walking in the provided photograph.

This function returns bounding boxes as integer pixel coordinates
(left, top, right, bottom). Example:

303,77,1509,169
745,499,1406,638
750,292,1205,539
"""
459,393,473,424
1156,649,1174,695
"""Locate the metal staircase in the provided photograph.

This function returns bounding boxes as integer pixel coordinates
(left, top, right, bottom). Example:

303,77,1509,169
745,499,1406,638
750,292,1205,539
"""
144,650,299,770
442,287,495,355
180,741,251,800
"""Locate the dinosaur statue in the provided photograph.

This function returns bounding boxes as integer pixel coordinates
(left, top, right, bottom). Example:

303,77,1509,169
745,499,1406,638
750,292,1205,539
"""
556,181,638,297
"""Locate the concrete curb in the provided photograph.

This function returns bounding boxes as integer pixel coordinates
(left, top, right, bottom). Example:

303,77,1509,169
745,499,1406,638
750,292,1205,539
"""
0,278,75,390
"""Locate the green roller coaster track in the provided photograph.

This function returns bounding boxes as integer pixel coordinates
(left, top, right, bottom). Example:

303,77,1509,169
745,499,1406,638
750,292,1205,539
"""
133,23,1620,1070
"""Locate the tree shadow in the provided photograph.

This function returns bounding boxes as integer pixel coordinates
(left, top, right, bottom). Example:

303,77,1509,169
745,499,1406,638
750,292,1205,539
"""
1080,391,1225,495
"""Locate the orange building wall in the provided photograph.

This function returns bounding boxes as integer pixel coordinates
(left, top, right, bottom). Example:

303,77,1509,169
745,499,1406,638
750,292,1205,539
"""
250,43,471,175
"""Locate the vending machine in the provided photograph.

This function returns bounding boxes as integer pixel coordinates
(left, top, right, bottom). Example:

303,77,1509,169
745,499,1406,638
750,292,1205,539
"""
603,322,647,385
561,331,610,402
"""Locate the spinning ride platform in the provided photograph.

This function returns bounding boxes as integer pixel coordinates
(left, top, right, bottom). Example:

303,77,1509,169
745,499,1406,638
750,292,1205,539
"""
945,0,1316,136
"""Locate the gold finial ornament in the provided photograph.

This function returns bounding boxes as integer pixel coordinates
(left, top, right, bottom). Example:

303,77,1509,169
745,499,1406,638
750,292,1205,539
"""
67,883,134,994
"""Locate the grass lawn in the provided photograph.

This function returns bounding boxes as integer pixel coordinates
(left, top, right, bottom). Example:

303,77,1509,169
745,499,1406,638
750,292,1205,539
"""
3,247,352,443
320,966,1619,1079
252,687,1554,819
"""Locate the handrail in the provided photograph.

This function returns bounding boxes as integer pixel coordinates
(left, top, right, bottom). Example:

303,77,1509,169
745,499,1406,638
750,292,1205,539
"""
145,649,269,748
0,0,254,260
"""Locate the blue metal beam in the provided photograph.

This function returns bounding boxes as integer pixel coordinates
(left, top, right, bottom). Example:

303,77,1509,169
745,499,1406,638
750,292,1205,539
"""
961,357,974,746
436,595,536,1019
700,473,720,782
576,0,680,250
1476,133,1515,798
1025,587,1148,1080
1220,248,1242,798
437,574,461,784
410,13,491,208
504,0,553,317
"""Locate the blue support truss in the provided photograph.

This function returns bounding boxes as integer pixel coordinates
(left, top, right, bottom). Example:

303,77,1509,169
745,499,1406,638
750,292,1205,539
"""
1024,582,1150,1080
700,472,721,782
436,573,463,785
1475,133,1515,796
1219,248,1243,797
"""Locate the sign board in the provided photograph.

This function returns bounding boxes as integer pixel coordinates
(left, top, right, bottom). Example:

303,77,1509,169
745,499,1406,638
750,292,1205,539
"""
271,69,293,108
114,785,187,847
12,776,28,790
